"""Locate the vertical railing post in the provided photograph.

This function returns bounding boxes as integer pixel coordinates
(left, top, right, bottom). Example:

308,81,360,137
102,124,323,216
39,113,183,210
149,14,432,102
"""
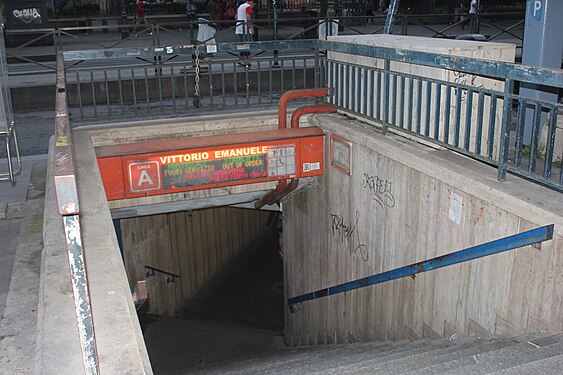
382,58,390,135
314,44,320,88
497,78,514,182
272,0,279,65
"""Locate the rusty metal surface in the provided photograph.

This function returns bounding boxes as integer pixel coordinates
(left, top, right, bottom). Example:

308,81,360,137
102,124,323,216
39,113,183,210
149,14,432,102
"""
256,103,335,208
54,52,79,215
54,51,100,374
64,215,100,375
278,88,330,130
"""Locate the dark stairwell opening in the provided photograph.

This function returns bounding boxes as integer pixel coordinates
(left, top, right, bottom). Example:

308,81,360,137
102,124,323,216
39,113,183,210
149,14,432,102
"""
133,210,285,375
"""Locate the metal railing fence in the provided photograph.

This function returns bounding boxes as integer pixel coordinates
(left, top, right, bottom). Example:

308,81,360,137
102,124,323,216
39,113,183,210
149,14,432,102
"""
322,39,562,191
65,54,321,122
61,39,562,192
5,12,525,75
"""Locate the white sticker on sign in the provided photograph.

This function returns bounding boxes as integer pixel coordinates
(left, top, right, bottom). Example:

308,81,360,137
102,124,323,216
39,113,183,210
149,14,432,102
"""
310,162,320,171
303,163,311,172
448,191,463,225
207,44,217,53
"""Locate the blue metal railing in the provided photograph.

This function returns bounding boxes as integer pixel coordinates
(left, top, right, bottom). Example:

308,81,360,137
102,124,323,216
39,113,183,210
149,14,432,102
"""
288,224,554,306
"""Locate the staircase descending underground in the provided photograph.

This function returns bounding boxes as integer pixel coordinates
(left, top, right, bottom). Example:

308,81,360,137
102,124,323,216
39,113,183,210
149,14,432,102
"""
140,228,563,375
178,332,563,375
138,229,563,375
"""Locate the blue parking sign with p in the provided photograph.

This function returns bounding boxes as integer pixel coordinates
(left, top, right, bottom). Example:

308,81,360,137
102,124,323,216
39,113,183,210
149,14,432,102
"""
532,0,543,21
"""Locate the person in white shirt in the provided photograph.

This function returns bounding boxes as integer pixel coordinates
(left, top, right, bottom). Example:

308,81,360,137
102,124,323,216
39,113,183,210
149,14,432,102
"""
469,0,478,14
235,0,255,65
235,0,255,42
462,0,478,30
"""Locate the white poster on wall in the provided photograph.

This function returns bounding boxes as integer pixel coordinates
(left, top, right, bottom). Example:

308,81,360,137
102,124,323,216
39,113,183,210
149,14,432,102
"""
448,191,463,225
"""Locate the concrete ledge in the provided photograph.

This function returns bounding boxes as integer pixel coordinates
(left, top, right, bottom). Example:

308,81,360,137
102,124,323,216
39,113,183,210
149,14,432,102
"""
37,137,153,373
35,139,83,374
73,131,153,374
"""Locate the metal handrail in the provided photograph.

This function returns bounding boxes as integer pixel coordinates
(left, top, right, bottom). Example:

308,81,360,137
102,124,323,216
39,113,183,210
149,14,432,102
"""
0,124,22,186
0,14,21,186
288,224,554,306
54,52,100,374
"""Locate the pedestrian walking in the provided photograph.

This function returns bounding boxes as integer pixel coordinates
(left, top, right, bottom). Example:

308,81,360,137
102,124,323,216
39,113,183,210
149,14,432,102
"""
186,0,197,21
235,0,255,66
469,0,479,14
235,0,255,41
133,0,148,36
461,0,478,30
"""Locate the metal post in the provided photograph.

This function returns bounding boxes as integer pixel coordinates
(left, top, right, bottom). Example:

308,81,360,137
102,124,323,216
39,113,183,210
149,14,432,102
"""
273,0,279,66
0,13,21,186
382,59,390,135
120,0,129,39
498,78,514,182
383,0,400,34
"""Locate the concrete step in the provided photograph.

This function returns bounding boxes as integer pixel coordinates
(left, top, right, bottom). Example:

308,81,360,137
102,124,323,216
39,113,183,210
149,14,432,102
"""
189,339,417,375
404,337,520,374
489,353,563,375
320,337,470,375
259,339,435,375
186,338,432,375
177,333,563,375
438,333,563,374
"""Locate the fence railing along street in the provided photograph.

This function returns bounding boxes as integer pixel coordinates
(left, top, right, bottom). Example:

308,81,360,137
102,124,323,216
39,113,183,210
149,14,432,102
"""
58,38,562,192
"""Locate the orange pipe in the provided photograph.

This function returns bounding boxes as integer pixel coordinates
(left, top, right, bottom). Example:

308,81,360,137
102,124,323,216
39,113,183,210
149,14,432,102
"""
278,88,330,130
290,104,337,128
255,103,336,208
257,89,330,209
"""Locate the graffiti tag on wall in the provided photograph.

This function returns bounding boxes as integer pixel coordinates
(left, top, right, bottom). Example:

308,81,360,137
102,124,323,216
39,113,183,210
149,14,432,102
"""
362,173,396,209
12,8,42,24
330,210,368,262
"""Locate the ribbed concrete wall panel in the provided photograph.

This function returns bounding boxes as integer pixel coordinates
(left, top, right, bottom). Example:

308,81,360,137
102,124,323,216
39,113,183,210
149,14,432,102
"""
120,207,270,316
284,113,562,346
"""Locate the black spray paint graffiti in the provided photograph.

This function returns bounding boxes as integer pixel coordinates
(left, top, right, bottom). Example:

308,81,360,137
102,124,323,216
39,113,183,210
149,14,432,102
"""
362,173,396,209
330,210,368,262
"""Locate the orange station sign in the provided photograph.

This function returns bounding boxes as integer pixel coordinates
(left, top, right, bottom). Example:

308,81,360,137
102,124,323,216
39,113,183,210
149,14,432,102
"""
96,127,325,201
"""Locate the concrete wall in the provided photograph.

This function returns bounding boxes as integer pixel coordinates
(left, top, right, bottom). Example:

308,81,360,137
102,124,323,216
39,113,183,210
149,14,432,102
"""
120,207,271,316
284,113,562,346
